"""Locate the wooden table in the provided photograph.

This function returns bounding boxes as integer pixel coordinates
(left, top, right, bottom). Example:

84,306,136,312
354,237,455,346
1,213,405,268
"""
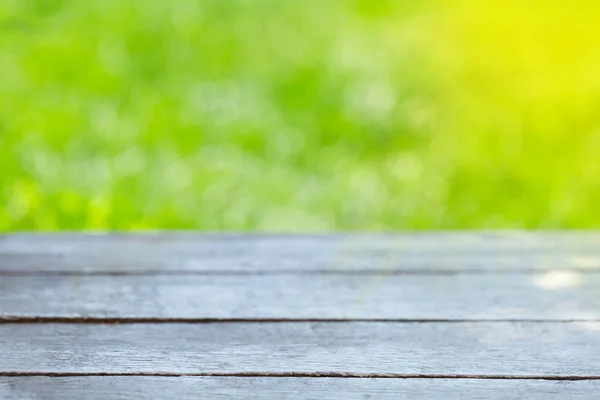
1,233,600,399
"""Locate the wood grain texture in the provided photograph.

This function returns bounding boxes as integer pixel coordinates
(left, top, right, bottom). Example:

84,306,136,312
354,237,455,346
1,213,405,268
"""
2,377,600,400
2,233,600,395
2,322,600,375
1,233,600,273
1,273,598,319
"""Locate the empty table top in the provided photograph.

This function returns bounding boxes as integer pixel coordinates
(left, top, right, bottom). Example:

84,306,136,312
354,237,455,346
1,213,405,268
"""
1,232,600,399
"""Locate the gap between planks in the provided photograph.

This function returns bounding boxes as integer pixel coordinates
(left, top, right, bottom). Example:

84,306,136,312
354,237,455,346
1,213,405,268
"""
2,268,600,276
1,372,600,381
2,317,600,324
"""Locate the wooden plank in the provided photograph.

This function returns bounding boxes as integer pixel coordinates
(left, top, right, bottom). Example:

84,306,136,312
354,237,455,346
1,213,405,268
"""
2,322,600,375
1,233,600,273
2,377,600,400
1,273,598,319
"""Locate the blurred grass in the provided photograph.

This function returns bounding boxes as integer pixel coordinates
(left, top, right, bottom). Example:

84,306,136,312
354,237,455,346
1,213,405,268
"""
1,0,599,231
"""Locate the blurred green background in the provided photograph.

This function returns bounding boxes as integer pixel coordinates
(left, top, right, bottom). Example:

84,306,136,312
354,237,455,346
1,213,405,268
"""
1,0,599,231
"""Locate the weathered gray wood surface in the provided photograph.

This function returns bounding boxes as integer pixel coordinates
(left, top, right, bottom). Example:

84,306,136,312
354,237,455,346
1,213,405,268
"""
1,273,597,319
1,233,600,273
2,377,599,400
2,233,600,398
2,322,600,375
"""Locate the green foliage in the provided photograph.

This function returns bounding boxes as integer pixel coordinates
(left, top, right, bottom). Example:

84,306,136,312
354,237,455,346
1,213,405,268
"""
1,0,599,230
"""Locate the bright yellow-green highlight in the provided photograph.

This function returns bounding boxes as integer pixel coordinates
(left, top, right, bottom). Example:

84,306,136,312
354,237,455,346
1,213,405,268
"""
1,0,599,231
